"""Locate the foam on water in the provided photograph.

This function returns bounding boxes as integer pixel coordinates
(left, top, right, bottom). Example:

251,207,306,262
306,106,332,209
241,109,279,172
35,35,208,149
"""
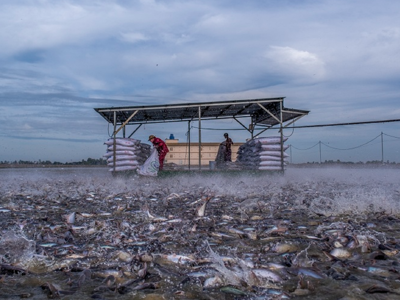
1,166,400,298
0,231,35,264
1,166,399,216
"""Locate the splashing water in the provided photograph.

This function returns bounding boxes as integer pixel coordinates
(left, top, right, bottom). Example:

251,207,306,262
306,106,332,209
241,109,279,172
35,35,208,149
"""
0,166,400,299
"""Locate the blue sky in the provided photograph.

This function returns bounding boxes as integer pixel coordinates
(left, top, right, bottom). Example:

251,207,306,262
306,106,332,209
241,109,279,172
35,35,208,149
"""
0,0,399,163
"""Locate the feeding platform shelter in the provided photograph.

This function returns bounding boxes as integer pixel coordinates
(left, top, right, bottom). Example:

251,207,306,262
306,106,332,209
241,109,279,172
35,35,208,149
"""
94,97,309,171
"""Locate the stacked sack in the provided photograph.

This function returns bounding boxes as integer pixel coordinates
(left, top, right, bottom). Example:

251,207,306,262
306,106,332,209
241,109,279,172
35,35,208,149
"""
104,138,151,172
236,136,289,170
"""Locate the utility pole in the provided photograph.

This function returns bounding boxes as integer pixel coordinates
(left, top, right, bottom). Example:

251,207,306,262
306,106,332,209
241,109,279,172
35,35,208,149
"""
319,141,322,164
381,132,384,164
198,106,201,171
188,121,191,170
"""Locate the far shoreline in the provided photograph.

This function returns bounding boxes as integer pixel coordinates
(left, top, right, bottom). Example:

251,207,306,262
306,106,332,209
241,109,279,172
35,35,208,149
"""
1,163,399,170
0,164,108,169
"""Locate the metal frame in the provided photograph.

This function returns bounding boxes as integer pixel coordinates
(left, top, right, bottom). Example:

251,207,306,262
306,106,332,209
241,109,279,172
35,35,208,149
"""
94,97,309,172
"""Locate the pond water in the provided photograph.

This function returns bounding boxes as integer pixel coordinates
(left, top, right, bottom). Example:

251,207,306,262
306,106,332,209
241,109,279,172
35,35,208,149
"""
0,166,400,299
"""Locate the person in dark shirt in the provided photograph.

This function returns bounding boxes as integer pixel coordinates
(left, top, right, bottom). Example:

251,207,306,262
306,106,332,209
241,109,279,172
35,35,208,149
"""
223,133,233,162
148,135,169,170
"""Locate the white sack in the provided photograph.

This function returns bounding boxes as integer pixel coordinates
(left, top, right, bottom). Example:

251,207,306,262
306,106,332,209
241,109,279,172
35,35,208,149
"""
137,148,159,177
103,150,136,157
259,155,288,161
107,160,140,167
107,155,138,162
108,165,138,172
259,150,289,157
104,138,141,146
261,144,289,151
259,160,285,166
254,136,288,145
258,166,284,171
107,145,139,151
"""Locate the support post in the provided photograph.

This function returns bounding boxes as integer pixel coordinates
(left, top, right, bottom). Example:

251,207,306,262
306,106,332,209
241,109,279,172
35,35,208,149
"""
381,132,384,164
198,106,202,171
319,141,322,164
279,101,284,173
188,121,191,170
250,118,254,139
113,111,117,173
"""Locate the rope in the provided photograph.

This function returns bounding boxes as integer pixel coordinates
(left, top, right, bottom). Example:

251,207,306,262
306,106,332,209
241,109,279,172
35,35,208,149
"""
283,122,295,138
107,122,113,138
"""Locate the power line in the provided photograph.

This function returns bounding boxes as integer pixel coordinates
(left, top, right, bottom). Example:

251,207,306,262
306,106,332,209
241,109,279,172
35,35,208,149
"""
321,134,381,151
291,142,320,151
191,118,400,131
383,133,400,139
289,118,400,129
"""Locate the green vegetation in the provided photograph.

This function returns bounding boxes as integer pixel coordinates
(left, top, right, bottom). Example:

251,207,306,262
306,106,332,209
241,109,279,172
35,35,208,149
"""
0,158,107,167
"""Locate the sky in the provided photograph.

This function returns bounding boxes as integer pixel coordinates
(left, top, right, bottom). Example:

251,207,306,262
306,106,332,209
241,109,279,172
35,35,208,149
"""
0,0,399,164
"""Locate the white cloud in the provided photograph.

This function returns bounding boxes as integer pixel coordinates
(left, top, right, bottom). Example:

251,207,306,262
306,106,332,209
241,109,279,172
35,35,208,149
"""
21,123,33,130
265,46,326,81
0,2,130,55
0,0,400,162
120,32,149,44
75,76,109,91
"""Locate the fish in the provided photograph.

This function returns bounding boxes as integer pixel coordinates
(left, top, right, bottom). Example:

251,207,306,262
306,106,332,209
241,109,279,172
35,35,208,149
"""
196,196,212,217
64,212,76,224
142,205,168,222
297,268,325,279
252,268,283,283
330,248,351,259
203,276,224,288
154,254,196,265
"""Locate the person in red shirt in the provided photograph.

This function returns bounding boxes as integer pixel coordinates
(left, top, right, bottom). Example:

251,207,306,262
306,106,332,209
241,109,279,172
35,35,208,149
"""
148,135,169,171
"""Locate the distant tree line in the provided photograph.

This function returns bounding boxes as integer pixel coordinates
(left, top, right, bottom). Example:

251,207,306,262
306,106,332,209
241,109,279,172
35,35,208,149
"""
0,158,107,166
296,160,399,165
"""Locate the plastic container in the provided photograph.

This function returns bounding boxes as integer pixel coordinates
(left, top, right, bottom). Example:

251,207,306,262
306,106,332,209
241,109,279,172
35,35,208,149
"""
209,161,216,170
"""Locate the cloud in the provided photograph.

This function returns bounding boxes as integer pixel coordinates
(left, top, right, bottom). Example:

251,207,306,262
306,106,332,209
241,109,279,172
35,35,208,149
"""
265,46,326,81
13,49,47,63
21,123,33,131
120,32,149,44
0,0,399,162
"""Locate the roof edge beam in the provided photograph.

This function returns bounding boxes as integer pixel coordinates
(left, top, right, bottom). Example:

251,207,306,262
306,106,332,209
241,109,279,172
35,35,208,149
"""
282,114,307,129
95,98,285,113
281,109,309,114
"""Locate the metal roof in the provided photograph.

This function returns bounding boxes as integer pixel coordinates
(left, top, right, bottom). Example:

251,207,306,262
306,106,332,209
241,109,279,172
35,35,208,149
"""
94,97,309,127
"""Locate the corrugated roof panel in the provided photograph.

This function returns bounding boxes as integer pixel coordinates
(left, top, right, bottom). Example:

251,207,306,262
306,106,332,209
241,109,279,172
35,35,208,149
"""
94,98,309,127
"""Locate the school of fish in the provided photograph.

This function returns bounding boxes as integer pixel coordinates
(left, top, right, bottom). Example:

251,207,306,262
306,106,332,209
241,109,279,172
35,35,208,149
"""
0,166,400,299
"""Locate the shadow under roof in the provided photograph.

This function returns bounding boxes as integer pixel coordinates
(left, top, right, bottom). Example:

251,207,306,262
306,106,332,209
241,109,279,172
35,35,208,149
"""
94,97,309,128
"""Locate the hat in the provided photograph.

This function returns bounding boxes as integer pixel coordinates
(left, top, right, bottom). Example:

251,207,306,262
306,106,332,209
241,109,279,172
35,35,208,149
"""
148,135,156,141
